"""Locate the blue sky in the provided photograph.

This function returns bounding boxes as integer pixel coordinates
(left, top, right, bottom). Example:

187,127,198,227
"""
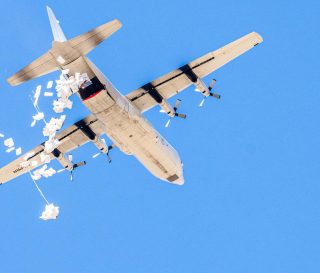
0,0,319,272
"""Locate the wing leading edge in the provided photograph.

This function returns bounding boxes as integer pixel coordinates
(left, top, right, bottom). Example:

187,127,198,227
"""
126,32,263,112
0,115,105,184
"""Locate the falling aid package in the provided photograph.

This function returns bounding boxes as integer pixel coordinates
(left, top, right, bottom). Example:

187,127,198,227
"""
40,204,59,220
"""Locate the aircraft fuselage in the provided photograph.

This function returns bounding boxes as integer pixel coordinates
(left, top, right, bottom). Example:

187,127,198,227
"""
61,56,184,185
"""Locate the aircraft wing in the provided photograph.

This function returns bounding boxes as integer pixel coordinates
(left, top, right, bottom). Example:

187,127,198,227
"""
0,115,105,184
126,32,263,112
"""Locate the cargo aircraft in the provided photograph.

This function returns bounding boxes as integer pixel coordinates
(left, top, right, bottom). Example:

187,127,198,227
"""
1,7,263,185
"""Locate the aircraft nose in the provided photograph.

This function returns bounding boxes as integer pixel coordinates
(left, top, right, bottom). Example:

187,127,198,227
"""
167,173,184,185
176,160,184,185
165,160,184,185
171,161,184,185
175,175,184,185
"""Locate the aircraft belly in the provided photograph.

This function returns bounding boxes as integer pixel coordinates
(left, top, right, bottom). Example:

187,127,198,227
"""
83,91,184,184
62,57,184,184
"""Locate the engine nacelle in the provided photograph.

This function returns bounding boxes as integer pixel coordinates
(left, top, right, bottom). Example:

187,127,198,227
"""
52,149,73,171
76,120,110,154
92,136,110,154
194,78,210,97
159,100,176,118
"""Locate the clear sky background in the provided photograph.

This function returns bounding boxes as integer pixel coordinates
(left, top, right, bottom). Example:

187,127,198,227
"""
0,0,319,272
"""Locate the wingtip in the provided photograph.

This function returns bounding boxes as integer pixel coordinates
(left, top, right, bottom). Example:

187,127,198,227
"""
6,76,16,87
252,31,263,44
113,19,123,28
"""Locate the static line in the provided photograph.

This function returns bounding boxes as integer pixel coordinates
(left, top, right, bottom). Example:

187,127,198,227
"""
28,171,49,205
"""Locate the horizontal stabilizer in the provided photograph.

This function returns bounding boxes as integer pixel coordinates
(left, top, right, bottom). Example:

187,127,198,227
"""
7,6,121,87
7,52,58,86
68,19,122,56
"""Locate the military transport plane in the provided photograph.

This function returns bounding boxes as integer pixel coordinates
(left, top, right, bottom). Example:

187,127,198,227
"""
1,7,263,185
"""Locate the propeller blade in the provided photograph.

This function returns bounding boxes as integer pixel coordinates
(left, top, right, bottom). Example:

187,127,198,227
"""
174,99,181,109
199,98,206,107
210,93,221,99
159,109,166,113
108,144,115,151
74,161,86,168
165,119,171,128
57,169,65,173
107,153,112,163
177,113,187,119
68,154,73,162
92,153,101,159
208,79,217,91
107,144,114,163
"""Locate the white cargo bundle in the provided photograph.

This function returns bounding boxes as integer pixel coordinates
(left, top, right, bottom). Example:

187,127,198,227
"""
40,204,59,220
4,137,14,148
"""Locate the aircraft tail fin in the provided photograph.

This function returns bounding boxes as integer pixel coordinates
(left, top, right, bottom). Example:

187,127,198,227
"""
46,6,67,42
7,8,122,86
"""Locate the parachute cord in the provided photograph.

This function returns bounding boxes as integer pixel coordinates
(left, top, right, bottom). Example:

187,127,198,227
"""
28,171,49,205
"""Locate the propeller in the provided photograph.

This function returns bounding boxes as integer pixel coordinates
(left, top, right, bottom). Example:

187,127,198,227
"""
161,99,186,128
198,79,221,107
70,160,86,181
57,153,86,181
102,138,114,163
